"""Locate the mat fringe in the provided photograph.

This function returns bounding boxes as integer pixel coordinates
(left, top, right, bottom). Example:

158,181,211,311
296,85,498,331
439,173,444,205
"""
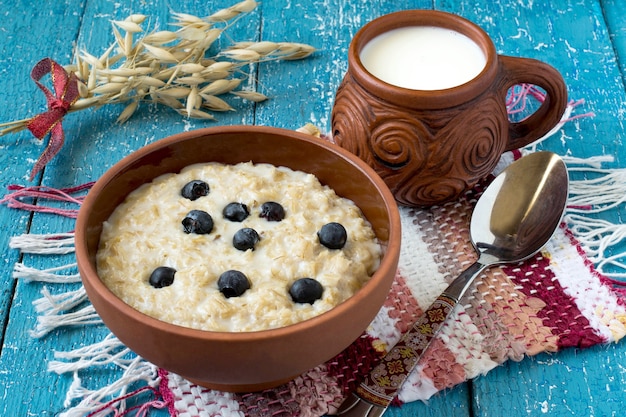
48,334,163,417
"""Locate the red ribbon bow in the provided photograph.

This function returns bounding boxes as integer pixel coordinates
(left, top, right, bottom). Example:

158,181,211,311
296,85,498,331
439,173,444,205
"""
26,58,80,179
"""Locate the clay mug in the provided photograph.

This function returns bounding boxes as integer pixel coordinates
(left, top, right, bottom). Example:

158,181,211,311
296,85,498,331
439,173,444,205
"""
331,10,568,207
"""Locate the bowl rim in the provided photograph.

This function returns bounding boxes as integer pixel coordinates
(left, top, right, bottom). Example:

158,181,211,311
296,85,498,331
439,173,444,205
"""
76,125,402,341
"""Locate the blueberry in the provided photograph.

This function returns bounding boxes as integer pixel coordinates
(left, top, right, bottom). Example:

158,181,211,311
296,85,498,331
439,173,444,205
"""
223,202,249,222
182,210,214,234
260,201,285,222
181,180,209,201
289,278,324,304
149,266,176,288
317,222,347,249
233,228,260,251
218,270,251,298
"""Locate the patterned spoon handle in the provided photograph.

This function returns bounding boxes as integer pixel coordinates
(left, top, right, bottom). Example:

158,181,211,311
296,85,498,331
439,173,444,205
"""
337,261,487,415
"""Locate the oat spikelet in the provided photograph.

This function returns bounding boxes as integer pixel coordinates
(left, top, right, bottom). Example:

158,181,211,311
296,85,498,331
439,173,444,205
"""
200,79,241,95
71,97,101,110
137,76,166,88
231,91,268,102
296,123,321,137
280,43,316,60
231,41,277,54
177,26,208,41
175,76,206,86
142,43,178,63
157,86,192,99
178,63,206,73
117,100,139,124
220,49,261,62
206,0,258,22
175,108,215,119
201,94,235,111
171,12,207,27
126,14,147,24
234,0,258,13
143,30,178,45
91,82,126,95
113,20,143,33
204,61,234,73
185,87,200,116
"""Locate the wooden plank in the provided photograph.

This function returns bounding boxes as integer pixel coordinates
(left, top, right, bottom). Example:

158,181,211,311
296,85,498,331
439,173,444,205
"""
601,0,626,79
0,0,261,415
0,1,86,333
474,344,626,416
436,0,626,416
0,2,87,415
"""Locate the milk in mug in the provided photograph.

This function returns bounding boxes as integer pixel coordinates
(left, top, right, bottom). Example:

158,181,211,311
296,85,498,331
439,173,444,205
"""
359,26,487,90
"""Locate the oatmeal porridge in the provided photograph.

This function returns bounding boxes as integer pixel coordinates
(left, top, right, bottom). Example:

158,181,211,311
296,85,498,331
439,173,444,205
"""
96,161,382,332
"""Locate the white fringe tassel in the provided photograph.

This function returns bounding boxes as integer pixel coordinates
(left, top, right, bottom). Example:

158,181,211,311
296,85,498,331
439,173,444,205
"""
9,232,98,336
567,166,626,213
562,156,626,279
30,287,102,338
565,214,626,278
33,286,90,315
562,154,615,169
9,232,75,254
48,334,160,417
11,233,79,283
13,262,81,283
11,233,161,415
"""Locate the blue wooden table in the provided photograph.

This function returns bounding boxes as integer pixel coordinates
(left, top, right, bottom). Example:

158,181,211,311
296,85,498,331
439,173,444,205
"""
1,0,625,416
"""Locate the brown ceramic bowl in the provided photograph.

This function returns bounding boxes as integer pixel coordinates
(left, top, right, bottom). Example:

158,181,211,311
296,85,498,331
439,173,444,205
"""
75,125,401,392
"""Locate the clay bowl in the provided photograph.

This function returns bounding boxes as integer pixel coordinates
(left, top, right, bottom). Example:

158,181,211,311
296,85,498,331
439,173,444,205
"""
75,125,401,392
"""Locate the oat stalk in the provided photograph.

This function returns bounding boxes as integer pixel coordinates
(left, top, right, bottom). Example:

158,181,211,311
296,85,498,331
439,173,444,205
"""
0,0,314,134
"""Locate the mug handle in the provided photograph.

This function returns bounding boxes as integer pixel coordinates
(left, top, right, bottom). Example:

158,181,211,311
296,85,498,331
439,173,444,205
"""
499,56,568,151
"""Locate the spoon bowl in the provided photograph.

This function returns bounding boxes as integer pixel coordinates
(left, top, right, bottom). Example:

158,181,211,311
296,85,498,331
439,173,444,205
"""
472,151,569,263
336,151,569,417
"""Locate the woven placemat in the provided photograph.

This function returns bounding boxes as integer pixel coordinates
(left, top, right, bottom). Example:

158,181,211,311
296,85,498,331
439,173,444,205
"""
152,152,626,417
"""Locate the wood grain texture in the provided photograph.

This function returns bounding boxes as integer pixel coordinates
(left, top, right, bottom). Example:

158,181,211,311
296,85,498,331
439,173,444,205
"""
0,0,85,332
0,0,624,416
600,0,626,80
0,2,86,415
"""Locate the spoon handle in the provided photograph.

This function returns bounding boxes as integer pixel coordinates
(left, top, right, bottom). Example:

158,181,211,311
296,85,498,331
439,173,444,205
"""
343,261,487,412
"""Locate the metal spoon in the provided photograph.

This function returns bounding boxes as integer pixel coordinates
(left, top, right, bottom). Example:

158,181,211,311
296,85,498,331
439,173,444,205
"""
335,151,569,417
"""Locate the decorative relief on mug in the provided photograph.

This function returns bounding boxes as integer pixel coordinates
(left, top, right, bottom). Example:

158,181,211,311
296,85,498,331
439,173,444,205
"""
333,74,508,207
